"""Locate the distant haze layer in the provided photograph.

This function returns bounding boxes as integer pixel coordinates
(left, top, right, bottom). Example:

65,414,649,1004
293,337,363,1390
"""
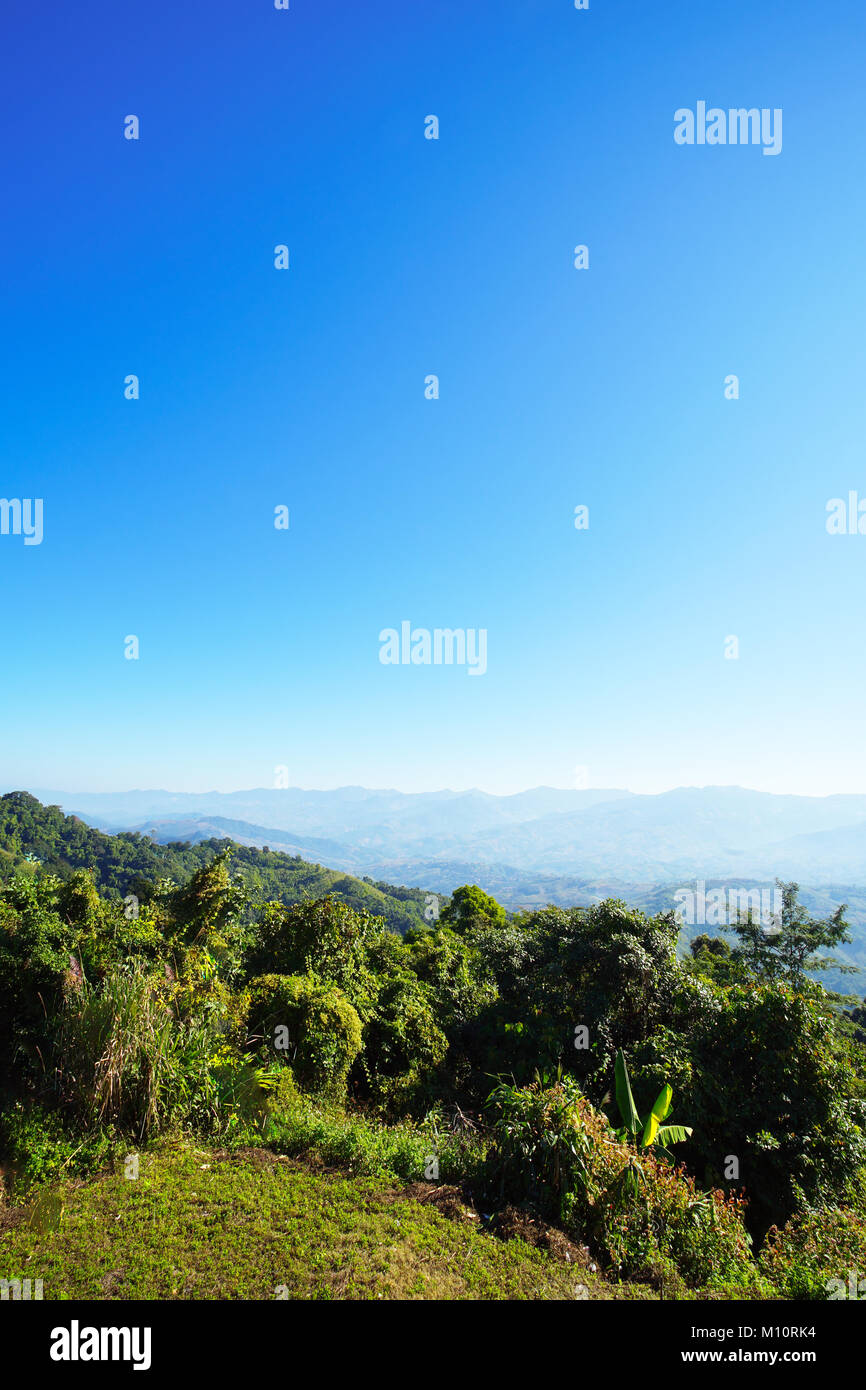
11,784,866,886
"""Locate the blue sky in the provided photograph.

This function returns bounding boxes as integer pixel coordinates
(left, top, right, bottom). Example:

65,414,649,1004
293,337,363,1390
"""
2,0,865,797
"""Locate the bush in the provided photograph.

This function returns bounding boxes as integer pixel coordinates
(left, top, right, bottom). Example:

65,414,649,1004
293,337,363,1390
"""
0,1100,121,1196
245,897,382,1017
356,940,449,1111
0,876,74,1062
246,973,362,1097
759,1207,866,1299
484,1077,756,1289
678,985,866,1232
468,900,684,1091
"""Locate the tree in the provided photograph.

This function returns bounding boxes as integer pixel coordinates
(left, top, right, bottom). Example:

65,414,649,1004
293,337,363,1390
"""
633,982,866,1234
439,884,506,935
245,895,383,1021
726,880,856,988
164,852,250,987
404,924,496,1032
687,933,741,986
356,931,448,1110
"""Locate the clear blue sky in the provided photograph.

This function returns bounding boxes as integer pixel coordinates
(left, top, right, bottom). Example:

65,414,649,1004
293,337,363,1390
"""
2,0,865,797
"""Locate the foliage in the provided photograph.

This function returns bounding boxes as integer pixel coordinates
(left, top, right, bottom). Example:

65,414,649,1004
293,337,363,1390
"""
404,924,496,1034
356,934,449,1110
439,884,506,935
0,791,427,933
671,984,866,1232
612,1049,692,1157
725,878,856,986
759,1206,866,1299
261,1085,479,1184
2,793,866,1303
484,1077,755,1289
246,972,362,1098
245,896,382,1018
0,1100,122,1195
52,963,224,1139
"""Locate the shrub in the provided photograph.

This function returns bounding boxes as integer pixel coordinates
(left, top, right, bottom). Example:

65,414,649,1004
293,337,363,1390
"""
404,925,497,1034
484,1077,755,1289
245,897,382,1018
0,872,167,1077
0,876,74,1062
164,853,250,982
470,900,684,1091
679,985,866,1232
0,1100,121,1195
200,1056,302,1137
759,1207,866,1299
260,1088,480,1184
246,973,362,1097
593,1148,754,1289
356,941,449,1112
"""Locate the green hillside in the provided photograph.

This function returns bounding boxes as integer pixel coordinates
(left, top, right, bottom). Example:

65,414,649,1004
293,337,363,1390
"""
0,791,428,935
2,794,866,1303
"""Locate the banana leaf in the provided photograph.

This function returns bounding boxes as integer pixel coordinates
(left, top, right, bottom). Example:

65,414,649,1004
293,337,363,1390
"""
614,1049,641,1138
656,1124,692,1146
640,1083,673,1147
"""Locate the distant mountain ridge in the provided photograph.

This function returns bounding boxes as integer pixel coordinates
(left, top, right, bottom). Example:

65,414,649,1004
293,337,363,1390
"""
15,783,866,885
4,790,865,995
0,792,430,935
21,784,633,846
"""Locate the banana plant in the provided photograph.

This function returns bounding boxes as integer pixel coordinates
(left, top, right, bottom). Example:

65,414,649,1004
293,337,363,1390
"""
613,1049,692,1160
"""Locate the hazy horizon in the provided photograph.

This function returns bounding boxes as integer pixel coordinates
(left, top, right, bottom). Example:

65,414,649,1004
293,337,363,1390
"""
11,781,866,802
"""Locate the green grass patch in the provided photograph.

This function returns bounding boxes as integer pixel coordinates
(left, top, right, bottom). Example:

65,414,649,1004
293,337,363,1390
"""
0,1141,637,1300
256,1089,483,1185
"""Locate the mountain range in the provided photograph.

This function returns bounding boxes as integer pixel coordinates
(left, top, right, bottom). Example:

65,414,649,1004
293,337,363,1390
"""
16,784,866,887
6,784,866,992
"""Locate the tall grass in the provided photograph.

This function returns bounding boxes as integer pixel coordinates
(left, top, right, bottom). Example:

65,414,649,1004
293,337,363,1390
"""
53,964,220,1139
260,1088,486,1184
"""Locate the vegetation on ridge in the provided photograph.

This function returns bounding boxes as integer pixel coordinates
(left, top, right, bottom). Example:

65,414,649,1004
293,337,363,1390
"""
2,793,866,1301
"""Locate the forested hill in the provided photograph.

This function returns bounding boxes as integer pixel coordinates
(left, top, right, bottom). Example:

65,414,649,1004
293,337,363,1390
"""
0,792,428,934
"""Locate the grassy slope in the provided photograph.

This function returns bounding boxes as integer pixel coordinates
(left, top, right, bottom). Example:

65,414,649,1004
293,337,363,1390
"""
0,1142,657,1301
